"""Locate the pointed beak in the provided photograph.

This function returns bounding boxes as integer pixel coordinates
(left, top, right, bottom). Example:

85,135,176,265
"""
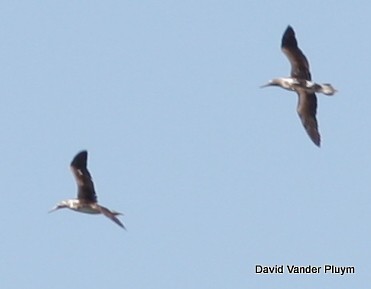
48,207,57,213
260,83,271,88
48,206,60,213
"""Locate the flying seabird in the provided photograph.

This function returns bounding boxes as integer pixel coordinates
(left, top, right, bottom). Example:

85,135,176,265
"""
49,150,125,229
261,25,337,146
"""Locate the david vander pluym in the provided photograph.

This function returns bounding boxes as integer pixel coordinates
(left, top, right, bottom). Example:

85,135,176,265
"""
255,264,355,275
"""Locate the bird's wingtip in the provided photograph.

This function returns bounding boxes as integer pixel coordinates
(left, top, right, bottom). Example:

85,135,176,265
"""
311,136,321,147
114,218,127,230
71,150,88,168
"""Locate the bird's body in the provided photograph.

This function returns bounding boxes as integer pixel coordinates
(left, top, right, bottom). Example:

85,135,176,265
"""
266,78,336,95
261,26,337,146
54,199,101,214
49,151,125,229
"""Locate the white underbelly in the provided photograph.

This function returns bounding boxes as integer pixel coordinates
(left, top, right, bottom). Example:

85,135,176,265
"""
70,207,101,214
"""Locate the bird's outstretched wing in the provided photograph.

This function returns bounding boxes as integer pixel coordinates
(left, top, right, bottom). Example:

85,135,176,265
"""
281,26,312,80
70,150,97,202
296,90,320,147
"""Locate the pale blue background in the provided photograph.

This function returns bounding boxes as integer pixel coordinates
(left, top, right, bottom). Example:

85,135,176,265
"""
0,1,369,288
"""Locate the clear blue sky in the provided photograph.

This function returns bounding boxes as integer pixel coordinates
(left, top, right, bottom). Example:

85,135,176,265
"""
1,1,369,288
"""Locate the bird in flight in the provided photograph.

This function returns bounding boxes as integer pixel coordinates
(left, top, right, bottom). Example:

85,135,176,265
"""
261,25,337,147
49,150,125,229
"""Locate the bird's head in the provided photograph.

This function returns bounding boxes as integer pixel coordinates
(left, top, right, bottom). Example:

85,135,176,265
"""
260,78,295,88
48,200,69,213
260,79,279,88
261,78,299,91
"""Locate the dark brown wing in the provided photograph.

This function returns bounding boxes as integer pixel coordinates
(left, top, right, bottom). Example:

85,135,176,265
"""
281,26,312,80
98,205,126,229
296,90,320,147
70,150,97,202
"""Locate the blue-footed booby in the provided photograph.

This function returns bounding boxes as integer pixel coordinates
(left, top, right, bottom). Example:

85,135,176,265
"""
49,150,125,229
261,26,337,146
